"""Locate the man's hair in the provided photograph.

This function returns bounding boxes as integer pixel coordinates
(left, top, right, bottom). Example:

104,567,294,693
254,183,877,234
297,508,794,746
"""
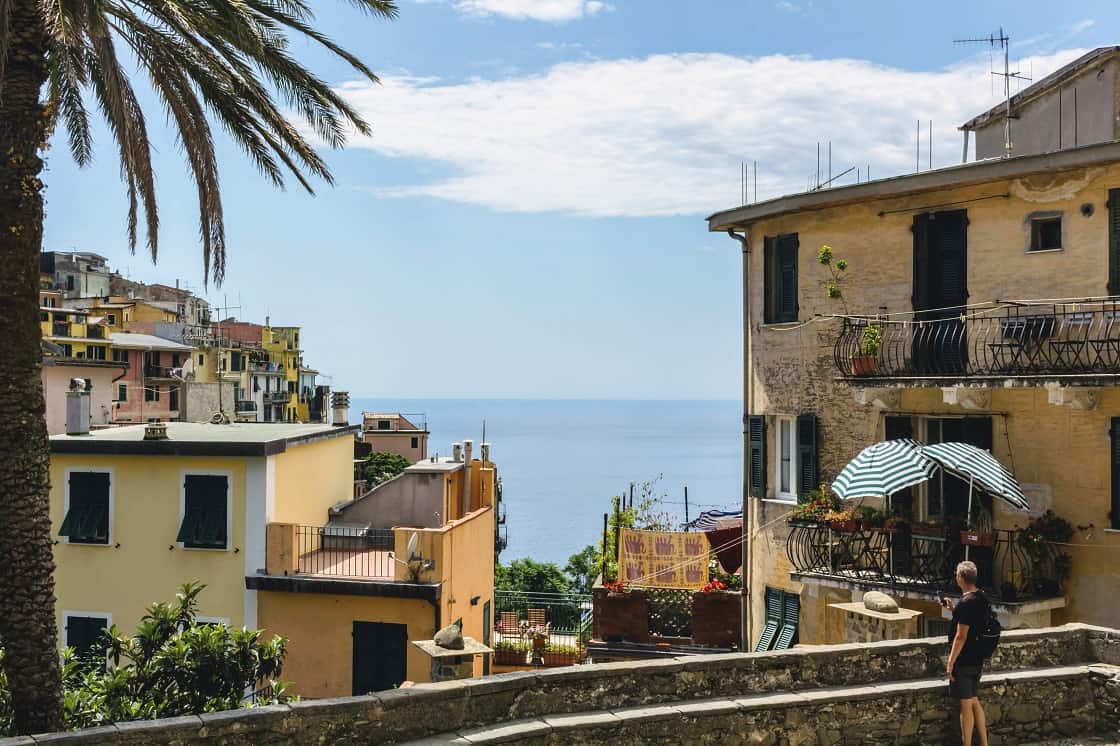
956,561,978,585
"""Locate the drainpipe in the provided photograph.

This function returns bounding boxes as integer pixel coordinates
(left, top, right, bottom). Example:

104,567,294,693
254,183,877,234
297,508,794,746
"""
727,228,753,650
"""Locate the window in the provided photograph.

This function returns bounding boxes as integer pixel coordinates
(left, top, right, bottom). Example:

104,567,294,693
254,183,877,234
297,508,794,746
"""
171,353,180,368
1110,189,1120,295
230,351,242,372
253,376,260,393
87,345,106,361
117,384,127,402
177,474,229,549
59,471,111,545
378,419,391,430
66,275,75,291
112,348,128,363
411,437,419,449
60,343,72,357
756,588,799,651
107,313,115,325
1111,418,1120,530
1029,215,1062,252
63,613,110,666
748,415,766,498
198,354,204,366
145,385,160,402
763,233,799,323
775,417,799,500
169,387,179,412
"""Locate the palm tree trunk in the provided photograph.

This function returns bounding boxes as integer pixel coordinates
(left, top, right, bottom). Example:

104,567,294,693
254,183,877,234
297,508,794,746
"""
0,0,65,736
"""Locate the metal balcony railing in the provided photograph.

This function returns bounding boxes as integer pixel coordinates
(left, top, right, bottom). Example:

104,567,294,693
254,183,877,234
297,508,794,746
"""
264,391,291,404
235,400,257,413
52,322,71,337
833,300,1120,381
785,523,1056,603
293,524,395,579
493,590,592,666
144,365,175,378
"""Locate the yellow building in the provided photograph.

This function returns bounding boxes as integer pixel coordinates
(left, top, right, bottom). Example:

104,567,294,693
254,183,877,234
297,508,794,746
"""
50,421,357,662
252,440,497,697
50,414,496,697
262,326,307,422
708,49,1120,648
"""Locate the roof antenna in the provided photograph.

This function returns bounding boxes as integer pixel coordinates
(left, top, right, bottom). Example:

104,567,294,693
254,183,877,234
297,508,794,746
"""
955,28,1031,158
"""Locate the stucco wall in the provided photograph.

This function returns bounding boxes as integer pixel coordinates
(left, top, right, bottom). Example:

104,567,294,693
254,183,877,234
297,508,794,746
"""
42,366,120,434
361,432,427,463
742,162,1120,643
271,435,355,527
255,591,437,698
338,471,447,529
178,381,235,423
51,454,252,635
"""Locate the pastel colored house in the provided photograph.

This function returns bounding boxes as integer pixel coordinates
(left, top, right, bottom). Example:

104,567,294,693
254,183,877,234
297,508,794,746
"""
108,332,195,423
360,412,430,463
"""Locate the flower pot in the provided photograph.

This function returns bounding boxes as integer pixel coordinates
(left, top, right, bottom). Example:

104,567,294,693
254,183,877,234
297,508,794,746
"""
532,636,547,652
960,530,996,547
592,588,649,643
493,648,527,666
911,524,943,538
850,355,878,376
830,519,859,533
787,518,822,529
542,650,580,667
691,591,741,649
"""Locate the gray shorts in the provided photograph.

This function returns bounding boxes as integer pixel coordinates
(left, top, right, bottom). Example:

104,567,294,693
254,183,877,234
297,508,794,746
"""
949,665,982,700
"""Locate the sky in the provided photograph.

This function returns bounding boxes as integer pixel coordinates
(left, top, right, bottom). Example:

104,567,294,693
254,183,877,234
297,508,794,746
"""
41,1,1120,399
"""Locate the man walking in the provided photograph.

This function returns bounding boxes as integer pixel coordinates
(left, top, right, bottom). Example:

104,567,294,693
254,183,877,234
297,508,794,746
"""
941,560,989,746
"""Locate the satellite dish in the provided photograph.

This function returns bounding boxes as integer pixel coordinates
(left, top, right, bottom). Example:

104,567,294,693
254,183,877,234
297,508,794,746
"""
407,532,420,561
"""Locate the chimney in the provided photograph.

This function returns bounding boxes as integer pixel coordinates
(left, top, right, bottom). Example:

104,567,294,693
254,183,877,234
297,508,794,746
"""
451,443,462,462
481,442,491,463
462,440,473,515
144,422,169,440
331,391,350,426
65,378,90,436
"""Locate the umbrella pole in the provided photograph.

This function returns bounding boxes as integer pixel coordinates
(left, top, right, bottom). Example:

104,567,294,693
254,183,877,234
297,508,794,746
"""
965,476,974,562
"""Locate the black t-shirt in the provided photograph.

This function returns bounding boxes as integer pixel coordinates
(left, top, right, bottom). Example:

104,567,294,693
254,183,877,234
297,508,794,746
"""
949,591,988,666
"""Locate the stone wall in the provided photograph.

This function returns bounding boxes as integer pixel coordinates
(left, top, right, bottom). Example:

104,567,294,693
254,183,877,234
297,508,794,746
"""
3,624,1117,745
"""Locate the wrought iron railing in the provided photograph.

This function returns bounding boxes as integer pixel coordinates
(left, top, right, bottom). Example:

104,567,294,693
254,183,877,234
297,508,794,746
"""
264,391,291,404
833,300,1120,380
785,523,1052,602
493,590,592,665
235,400,257,412
144,365,175,378
294,524,395,578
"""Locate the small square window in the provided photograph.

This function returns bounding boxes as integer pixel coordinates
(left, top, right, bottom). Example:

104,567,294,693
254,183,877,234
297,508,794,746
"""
411,437,419,449
59,471,111,545
117,384,127,402
177,475,229,549
378,420,391,430
1030,216,1062,251
198,354,204,366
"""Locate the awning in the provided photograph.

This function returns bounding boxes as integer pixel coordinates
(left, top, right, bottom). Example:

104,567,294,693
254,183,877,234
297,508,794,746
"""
831,439,936,500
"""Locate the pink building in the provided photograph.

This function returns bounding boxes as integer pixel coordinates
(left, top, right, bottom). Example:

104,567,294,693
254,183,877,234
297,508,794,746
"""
41,341,126,434
109,332,195,423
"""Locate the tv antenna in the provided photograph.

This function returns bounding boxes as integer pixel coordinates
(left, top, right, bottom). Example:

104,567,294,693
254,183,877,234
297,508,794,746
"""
955,28,1031,158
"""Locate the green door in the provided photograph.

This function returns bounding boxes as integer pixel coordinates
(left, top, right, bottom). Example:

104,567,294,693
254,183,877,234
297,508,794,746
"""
352,621,408,694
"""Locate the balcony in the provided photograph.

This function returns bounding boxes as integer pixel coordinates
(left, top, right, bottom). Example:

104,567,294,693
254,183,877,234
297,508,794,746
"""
51,322,71,337
249,361,283,374
833,300,1120,385
492,590,592,667
264,391,291,405
785,522,1066,606
235,400,257,413
144,365,176,379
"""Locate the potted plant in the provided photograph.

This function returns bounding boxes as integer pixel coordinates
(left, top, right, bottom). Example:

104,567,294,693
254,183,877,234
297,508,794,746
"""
883,512,908,532
788,487,839,527
692,579,741,649
850,322,883,376
911,520,943,538
960,504,996,547
825,506,859,533
493,639,529,666
1017,510,1074,596
543,643,583,667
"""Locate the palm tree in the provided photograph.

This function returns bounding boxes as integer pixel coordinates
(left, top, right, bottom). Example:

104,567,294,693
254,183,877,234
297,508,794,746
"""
0,0,396,734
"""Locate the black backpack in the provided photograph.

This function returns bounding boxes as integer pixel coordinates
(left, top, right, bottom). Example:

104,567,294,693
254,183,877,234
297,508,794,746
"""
971,593,1002,660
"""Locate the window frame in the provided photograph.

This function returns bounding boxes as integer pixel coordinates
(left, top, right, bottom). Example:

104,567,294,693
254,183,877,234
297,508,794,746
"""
763,232,800,324
177,470,233,552
61,610,113,658
117,383,127,402
61,467,114,547
773,416,798,502
1027,212,1064,253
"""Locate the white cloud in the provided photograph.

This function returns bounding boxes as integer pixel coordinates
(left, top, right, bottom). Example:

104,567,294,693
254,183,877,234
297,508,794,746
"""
453,0,610,22
338,48,1086,217
537,40,584,50
776,1,804,14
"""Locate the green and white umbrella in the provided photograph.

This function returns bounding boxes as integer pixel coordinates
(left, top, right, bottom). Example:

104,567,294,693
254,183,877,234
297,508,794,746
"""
920,442,1029,513
831,439,936,500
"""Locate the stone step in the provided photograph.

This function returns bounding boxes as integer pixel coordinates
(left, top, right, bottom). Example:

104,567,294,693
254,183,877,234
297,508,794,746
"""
401,664,1117,745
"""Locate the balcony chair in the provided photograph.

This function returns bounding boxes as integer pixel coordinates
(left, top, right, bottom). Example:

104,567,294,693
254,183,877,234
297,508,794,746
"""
1048,311,1095,371
497,611,520,639
1089,310,1120,371
989,314,1056,373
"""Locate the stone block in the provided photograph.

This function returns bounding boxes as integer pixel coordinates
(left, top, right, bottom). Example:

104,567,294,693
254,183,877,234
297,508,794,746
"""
455,718,551,744
1008,703,1043,723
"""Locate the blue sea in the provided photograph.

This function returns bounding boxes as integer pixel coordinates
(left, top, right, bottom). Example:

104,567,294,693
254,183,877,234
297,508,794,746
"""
350,399,742,566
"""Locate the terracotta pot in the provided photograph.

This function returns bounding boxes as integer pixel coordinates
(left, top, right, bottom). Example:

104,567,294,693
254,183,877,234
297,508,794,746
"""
830,519,859,533
960,530,996,547
532,636,547,651
850,355,878,376
691,591,741,649
493,648,527,665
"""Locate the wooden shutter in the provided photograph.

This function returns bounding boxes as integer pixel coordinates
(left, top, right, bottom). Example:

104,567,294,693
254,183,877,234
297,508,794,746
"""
60,472,110,544
763,236,777,323
777,234,799,322
1109,189,1120,295
1111,418,1120,529
796,414,818,497
748,415,767,498
179,475,228,548
912,213,932,311
934,210,969,309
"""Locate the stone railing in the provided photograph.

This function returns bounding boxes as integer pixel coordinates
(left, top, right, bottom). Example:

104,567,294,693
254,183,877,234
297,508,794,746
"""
3,624,1118,745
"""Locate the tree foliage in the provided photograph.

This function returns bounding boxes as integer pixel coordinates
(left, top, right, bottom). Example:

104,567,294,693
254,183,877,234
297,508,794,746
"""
495,557,571,595
0,583,289,735
362,451,411,487
564,545,599,594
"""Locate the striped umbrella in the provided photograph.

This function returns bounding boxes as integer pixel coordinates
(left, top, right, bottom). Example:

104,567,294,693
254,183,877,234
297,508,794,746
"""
831,439,937,500
920,442,1030,513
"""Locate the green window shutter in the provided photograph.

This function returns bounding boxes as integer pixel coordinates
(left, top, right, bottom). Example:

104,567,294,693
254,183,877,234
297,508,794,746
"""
1111,418,1120,530
763,236,777,323
773,591,800,650
1109,189,1120,295
933,210,969,309
796,414,818,498
178,475,229,548
755,587,782,651
748,415,767,498
59,472,110,544
66,615,109,665
912,213,932,311
776,233,799,322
